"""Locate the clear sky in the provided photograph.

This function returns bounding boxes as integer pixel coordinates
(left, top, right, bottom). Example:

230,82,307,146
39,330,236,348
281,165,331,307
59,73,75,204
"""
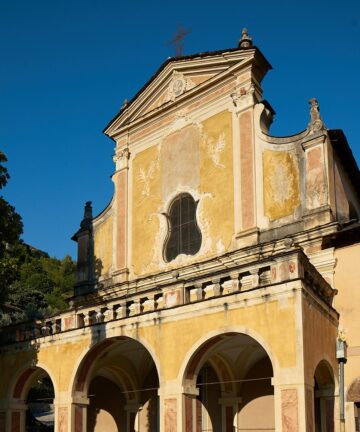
1,0,359,259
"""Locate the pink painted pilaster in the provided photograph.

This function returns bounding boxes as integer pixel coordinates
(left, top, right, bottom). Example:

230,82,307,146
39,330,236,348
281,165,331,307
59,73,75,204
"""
57,406,68,432
236,109,259,247
302,134,333,228
281,388,299,432
239,110,255,230
112,147,130,280
164,398,177,432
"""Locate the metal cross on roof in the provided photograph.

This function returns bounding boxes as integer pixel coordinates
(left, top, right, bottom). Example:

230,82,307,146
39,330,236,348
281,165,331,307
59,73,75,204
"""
168,25,191,57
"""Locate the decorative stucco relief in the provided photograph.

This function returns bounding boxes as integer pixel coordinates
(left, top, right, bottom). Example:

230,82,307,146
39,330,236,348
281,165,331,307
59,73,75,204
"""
205,131,226,168
137,155,160,203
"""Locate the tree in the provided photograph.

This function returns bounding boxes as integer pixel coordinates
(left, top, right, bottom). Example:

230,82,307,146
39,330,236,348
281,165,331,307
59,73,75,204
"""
0,151,23,305
0,151,76,325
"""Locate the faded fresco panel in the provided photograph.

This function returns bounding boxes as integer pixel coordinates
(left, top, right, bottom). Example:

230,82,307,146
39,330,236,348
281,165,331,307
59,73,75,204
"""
161,124,200,200
263,150,300,221
200,110,234,255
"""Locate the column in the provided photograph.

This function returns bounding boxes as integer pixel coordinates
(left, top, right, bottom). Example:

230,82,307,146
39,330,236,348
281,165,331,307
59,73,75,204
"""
273,378,317,432
7,401,27,432
219,396,242,432
124,401,141,432
158,381,199,432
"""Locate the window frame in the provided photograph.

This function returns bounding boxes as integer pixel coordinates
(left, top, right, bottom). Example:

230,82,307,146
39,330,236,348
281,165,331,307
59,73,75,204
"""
163,193,202,262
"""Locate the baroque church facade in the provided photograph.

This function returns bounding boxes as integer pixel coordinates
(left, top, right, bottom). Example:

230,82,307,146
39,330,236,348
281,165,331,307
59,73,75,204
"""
1,30,360,432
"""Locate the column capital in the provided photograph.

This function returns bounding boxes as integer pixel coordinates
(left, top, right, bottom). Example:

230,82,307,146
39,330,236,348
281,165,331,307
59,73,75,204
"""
113,147,130,172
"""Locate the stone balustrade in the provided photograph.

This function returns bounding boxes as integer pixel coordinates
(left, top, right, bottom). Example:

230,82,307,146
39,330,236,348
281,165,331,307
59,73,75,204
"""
0,248,336,347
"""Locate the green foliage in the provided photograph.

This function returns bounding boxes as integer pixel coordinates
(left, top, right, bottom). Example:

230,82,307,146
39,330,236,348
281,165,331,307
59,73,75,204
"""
0,151,23,304
0,151,10,189
2,246,76,323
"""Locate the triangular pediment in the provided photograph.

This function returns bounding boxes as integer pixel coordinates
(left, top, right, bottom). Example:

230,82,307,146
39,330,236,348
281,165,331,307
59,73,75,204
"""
104,48,270,138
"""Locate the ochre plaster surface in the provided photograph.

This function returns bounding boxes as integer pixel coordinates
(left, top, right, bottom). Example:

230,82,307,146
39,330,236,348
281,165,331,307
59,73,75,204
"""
0,296,299,399
132,145,161,276
263,150,300,221
94,215,113,276
199,110,234,255
334,244,360,388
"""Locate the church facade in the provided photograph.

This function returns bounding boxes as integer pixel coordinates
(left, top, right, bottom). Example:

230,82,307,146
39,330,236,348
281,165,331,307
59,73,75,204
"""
1,31,360,432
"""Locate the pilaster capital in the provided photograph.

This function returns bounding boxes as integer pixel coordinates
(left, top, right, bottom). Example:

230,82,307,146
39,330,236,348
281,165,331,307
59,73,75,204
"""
113,147,130,172
230,82,259,114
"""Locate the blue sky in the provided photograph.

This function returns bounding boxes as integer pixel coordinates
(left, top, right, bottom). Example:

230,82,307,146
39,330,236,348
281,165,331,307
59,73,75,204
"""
1,0,359,259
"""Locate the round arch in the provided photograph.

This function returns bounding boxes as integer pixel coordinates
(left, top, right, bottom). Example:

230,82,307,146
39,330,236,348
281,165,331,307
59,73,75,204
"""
178,327,278,385
70,334,161,396
179,328,276,432
347,377,360,402
71,335,161,432
9,362,57,401
313,359,336,432
314,359,336,388
8,363,56,432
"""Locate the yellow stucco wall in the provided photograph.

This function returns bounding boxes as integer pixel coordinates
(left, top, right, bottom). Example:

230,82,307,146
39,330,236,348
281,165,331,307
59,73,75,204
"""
132,145,161,276
0,337,91,397
0,295,299,399
199,110,234,254
334,243,360,387
131,110,234,277
94,215,113,277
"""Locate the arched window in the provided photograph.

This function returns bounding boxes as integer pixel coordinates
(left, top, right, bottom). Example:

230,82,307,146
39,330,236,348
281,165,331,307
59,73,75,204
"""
164,193,202,262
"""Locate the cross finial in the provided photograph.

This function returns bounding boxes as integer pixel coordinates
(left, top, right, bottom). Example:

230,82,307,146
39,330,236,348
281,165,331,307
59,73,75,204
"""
238,27,253,48
168,25,191,57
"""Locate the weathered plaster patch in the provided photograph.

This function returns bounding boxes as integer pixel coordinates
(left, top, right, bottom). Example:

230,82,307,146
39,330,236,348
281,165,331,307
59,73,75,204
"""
263,150,300,221
305,146,326,210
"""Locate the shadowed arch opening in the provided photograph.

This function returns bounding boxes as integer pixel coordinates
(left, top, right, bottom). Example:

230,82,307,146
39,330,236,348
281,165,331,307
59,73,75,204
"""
12,366,55,432
183,332,274,432
73,337,160,432
314,360,335,432
347,377,360,431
